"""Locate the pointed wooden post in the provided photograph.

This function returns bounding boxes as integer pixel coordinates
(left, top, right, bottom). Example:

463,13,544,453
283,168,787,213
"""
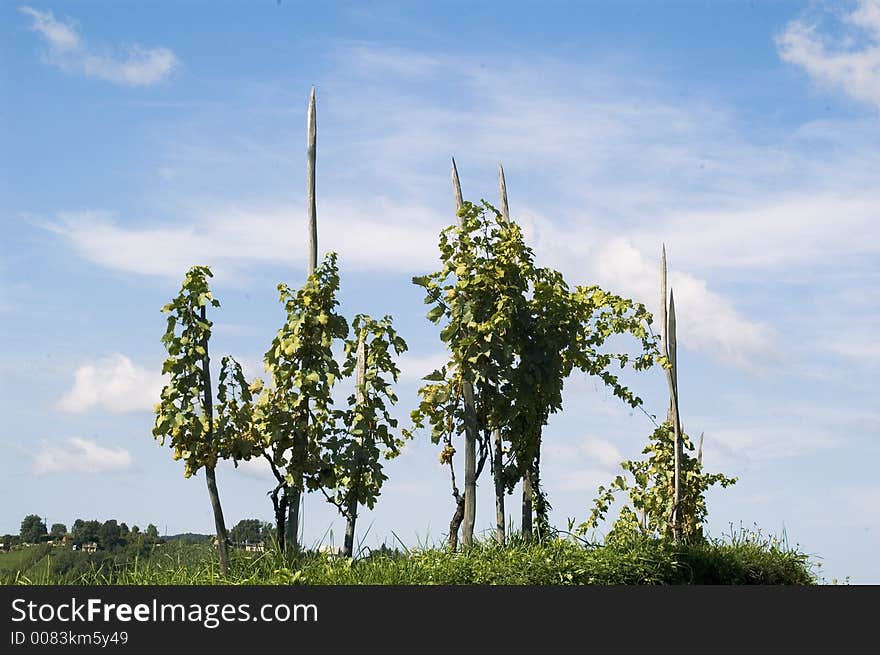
660,244,668,402
490,162,510,545
498,161,510,223
307,85,318,274
661,246,682,541
287,86,318,553
452,157,478,548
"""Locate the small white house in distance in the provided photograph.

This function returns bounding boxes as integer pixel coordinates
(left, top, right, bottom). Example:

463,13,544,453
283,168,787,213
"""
82,542,98,553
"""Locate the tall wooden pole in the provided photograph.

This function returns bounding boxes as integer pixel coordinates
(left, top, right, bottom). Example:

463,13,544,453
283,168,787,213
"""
501,161,533,542
660,244,668,390
287,86,318,552
452,157,478,548
307,85,318,274
491,161,509,545
661,245,682,541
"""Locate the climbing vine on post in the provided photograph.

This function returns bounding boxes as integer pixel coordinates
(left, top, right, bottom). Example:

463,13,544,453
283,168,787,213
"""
321,314,408,557
410,186,662,548
579,244,737,544
153,266,251,575
409,196,533,549
577,423,736,543
252,253,348,552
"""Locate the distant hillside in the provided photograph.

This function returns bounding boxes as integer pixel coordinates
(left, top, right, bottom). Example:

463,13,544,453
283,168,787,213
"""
164,533,212,544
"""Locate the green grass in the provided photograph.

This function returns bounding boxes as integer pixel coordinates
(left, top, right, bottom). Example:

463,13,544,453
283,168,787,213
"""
2,531,816,585
0,544,53,582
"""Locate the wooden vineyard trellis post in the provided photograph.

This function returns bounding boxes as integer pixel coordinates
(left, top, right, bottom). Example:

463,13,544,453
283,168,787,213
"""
660,244,683,542
451,158,479,549
493,162,510,546
285,85,319,553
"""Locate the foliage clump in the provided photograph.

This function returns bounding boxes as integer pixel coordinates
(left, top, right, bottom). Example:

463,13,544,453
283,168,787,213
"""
579,422,737,544
408,199,661,540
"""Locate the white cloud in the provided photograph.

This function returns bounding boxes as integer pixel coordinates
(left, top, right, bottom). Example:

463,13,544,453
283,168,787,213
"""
826,332,880,365
694,399,880,466
578,437,625,470
542,436,626,492
20,5,80,51
57,353,166,413
48,200,440,279
701,424,833,464
33,438,133,475
231,457,273,480
20,6,177,86
777,1,880,108
555,468,618,493
396,352,449,381
592,239,776,369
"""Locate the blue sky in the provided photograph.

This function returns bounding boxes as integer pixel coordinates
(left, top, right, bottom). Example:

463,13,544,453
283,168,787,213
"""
2,1,878,582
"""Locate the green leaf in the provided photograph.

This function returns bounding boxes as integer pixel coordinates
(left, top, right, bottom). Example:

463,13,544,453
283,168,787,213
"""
421,368,446,382
426,305,445,323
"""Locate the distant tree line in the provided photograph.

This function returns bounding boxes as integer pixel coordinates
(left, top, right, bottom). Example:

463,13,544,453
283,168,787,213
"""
3,515,270,552
2,515,162,551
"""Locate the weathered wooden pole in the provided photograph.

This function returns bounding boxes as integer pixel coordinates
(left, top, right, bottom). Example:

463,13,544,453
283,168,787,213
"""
287,85,318,553
491,161,509,545
307,85,318,273
452,157,478,548
343,331,366,557
498,161,510,222
660,245,682,541
660,245,668,386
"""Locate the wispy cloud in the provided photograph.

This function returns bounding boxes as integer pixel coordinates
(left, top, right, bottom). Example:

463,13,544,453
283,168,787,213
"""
777,0,880,108
57,353,165,413
542,435,626,493
591,238,777,369
695,398,880,466
578,436,625,470
32,438,133,475
396,352,449,381
228,457,273,480
20,5,177,86
20,5,80,50
46,200,440,279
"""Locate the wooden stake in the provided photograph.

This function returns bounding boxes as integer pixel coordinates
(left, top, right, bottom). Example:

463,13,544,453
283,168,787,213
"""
498,161,510,223
492,161,510,545
307,85,317,274
452,157,478,548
